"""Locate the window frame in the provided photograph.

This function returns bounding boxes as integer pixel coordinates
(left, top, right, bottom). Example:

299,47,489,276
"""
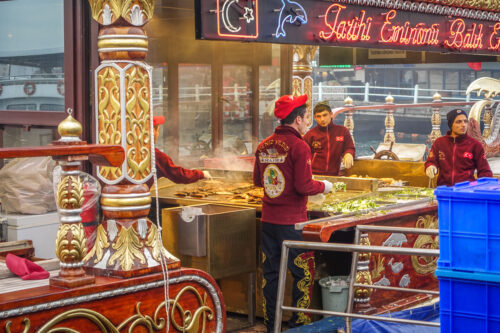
0,0,90,135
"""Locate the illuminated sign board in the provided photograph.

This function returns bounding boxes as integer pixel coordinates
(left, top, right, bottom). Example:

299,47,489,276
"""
195,0,500,55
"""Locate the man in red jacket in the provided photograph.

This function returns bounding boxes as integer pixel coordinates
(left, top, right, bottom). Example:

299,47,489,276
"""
304,101,355,175
253,94,333,332
425,109,492,186
147,116,210,188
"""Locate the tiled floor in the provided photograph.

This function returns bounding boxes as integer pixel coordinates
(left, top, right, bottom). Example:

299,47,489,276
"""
226,313,268,332
226,314,296,332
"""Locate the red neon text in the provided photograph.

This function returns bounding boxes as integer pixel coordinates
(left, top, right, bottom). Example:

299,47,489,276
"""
444,19,483,49
488,23,500,50
380,10,439,46
319,4,372,42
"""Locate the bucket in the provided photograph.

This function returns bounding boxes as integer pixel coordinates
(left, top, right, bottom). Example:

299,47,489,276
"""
319,275,349,317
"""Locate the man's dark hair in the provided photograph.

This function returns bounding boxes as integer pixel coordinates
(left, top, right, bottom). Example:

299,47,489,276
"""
281,105,307,125
313,102,332,115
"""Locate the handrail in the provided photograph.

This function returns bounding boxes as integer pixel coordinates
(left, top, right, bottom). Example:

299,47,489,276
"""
331,101,476,121
273,225,440,332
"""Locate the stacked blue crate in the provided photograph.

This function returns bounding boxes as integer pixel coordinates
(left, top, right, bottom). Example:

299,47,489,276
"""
435,178,500,333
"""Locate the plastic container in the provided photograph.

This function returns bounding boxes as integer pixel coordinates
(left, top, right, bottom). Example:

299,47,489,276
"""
436,268,500,333
319,275,349,317
434,178,500,273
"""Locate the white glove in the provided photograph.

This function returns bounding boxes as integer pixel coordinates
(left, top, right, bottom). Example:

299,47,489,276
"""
202,170,213,179
322,180,333,194
342,153,354,169
308,193,325,205
425,165,437,179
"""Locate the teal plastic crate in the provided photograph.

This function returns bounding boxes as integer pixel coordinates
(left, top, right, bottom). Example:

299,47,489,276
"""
435,178,500,273
436,268,500,333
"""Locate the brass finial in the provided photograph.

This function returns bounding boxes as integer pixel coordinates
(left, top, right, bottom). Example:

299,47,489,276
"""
344,96,354,106
58,108,82,140
432,92,442,102
385,94,394,104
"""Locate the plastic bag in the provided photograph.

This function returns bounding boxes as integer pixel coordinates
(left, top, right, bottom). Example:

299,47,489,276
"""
52,167,101,249
0,157,57,214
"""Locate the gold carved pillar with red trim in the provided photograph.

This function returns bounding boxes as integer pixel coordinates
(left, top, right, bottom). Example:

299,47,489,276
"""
85,0,180,277
51,111,96,288
292,45,318,128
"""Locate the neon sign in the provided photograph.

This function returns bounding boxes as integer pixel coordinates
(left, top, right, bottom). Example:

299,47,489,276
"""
216,0,259,39
444,19,484,50
489,23,500,50
275,0,308,38
319,4,371,42
380,10,439,46
196,0,500,55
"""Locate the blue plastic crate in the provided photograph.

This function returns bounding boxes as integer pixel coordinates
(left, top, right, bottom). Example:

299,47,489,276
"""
436,268,500,333
435,178,500,273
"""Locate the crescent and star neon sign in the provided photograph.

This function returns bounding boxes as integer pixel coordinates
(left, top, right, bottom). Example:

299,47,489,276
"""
217,0,258,38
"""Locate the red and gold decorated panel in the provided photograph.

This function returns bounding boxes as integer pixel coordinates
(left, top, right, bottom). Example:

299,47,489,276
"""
1,269,225,333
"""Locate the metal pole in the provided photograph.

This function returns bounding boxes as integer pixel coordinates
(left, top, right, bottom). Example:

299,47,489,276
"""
364,82,369,102
345,227,361,333
274,242,290,333
280,306,440,328
247,272,256,325
356,225,439,236
414,84,419,104
353,283,439,295
282,240,439,257
274,240,439,332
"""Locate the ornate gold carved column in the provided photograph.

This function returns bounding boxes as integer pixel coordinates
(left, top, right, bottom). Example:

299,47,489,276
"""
383,94,395,144
354,233,374,314
85,0,180,277
429,92,442,144
292,45,318,127
50,111,95,288
483,102,493,138
344,96,355,144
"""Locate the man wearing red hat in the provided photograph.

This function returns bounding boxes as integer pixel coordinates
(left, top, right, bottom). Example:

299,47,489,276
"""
425,109,492,186
253,94,333,331
147,116,210,188
304,101,355,175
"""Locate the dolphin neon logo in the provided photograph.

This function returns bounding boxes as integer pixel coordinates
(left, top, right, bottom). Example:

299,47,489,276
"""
275,0,308,38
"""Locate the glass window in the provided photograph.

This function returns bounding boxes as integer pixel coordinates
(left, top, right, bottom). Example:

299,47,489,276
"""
259,65,280,141
40,103,65,111
429,70,443,91
460,71,476,90
6,104,37,110
444,71,459,90
222,65,252,155
477,70,492,78
151,66,169,153
3,126,54,147
179,64,212,158
0,0,65,112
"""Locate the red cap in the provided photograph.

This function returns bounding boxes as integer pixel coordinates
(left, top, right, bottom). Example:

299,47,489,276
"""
153,116,165,127
6,253,50,280
274,94,308,120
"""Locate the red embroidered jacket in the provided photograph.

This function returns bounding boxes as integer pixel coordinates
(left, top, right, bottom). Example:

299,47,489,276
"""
304,122,355,176
253,126,325,225
147,148,204,188
425,132,492,186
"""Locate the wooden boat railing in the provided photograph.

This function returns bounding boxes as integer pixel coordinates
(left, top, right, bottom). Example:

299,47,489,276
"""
331,94,478,145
